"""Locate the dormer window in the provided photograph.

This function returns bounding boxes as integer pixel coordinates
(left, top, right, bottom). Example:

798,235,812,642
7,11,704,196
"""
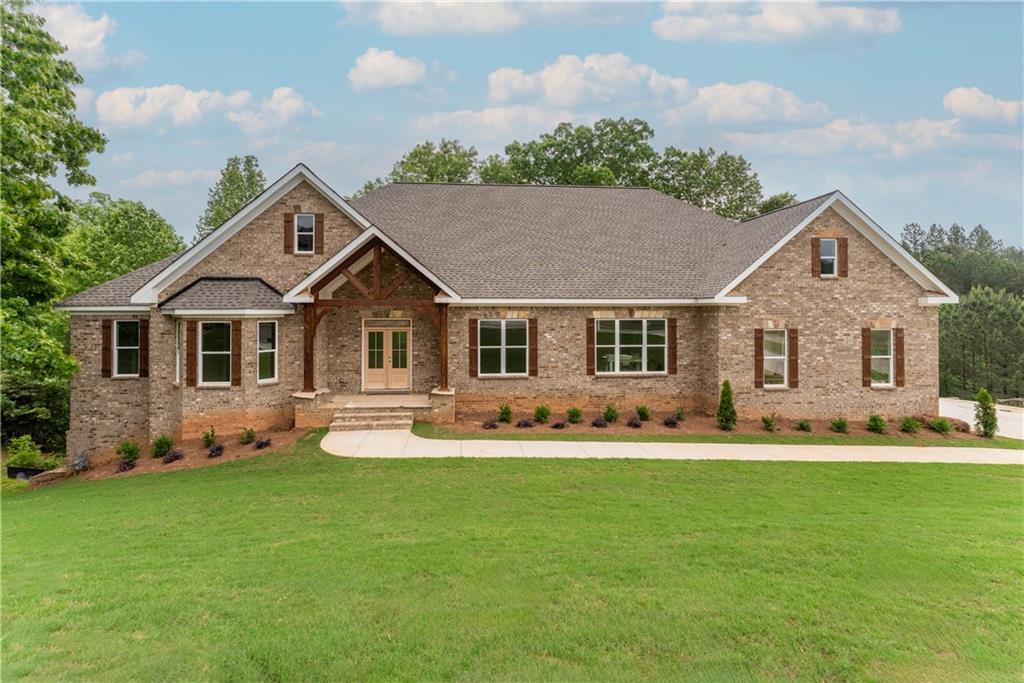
819,238,837,277
294,214,315,254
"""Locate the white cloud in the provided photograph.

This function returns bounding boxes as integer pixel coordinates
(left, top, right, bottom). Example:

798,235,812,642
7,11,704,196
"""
224,87,320,136
663,81,829,124
943,87,1023,123
32,4,144,70
121,169,219,189
413,105,580,140
489,52,690,107
347,48,428,91
96,85,251,127
652,1,900,43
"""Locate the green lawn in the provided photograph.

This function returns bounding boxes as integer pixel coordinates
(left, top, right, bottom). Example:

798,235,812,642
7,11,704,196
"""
3,431,1022,681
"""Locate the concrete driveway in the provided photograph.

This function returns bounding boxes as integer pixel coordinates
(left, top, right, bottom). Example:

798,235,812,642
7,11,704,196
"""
940,398,1024,439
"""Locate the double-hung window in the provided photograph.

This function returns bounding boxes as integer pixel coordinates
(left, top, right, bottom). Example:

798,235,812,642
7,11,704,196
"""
114,320,140,377
479,320,527,376
763,329,787,387
294,214,315,254
257,321,278,383
199,322,231,386
819,238,837,277
870,329,893,386
595,319,666,374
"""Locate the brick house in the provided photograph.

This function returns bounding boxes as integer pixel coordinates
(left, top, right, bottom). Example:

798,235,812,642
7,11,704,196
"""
57,164,958,455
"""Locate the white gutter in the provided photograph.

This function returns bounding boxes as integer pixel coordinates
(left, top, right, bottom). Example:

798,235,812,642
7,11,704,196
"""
433,296,747,306
56,306,151,315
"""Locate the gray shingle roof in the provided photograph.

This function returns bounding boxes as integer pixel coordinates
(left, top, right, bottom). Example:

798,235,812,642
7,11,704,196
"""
57,253,183,308
159,278,292,311
350,184,838,299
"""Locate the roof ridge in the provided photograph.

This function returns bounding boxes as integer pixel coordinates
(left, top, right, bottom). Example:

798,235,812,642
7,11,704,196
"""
389,181,654,190
741,191,837,223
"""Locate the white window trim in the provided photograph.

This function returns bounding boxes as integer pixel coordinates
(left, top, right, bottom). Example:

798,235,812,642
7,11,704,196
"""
257,320,278,384
174,320,182,384
198,321,232,387
820,238,838,279
870,328,894,388
594,319,668,375
113,320,140,378
763,329,788,388
478,319,529,377
294,213,315,255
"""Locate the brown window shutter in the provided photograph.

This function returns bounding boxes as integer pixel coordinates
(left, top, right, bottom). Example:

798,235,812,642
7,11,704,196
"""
894,327,905,387
787,328,799,389
585,318,595,376
138,319,150,378
101,319,112,378
186,320,197,386
838,238,849,278
314,213,325,254
861,328,872,387
754,328,764,388
811,237,821,277
231,320,242,386
667,318,677,374
468,318,478,378
528,318,538,377
283,212,293,254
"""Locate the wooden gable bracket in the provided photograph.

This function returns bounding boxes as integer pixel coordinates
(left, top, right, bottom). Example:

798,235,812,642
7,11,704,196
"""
309,237,431,304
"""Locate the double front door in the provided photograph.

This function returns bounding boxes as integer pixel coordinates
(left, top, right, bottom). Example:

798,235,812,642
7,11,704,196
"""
363,324,411,391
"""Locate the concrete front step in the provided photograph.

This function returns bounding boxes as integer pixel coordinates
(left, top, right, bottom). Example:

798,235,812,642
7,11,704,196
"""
329,418,413,432
329,406,415,431
332,410,416,421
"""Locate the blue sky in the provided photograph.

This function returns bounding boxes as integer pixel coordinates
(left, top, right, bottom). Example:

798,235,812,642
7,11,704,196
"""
38,2,1023,246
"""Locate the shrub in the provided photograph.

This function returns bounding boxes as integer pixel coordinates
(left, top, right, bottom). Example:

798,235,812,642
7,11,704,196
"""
899,417,920,434
515,419,534,428
533,405,551,424
796,420,812,432
867,414,888,434
566,407,583,424
974,387,998,438
551,421,567,430
151,435,173,458
635,405,651,421
202,427,217,448
6,436,43,469
497,403,512,423
482,420,498,430
830,418,849,434
761,413,777,432
116,460,136,473
254,438,272,450
663,415,678,428
162,449,183,464
207,444,224,458
116,441,140,464
591,417,608,428
930,417,953,435
239,427,256,445
602,405,619,423
673,407,685,422
70,451,90,473
626,416,642,429
716,380,737,431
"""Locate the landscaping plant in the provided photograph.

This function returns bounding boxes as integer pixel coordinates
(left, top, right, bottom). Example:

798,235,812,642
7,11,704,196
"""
533,405,551,424
591,417,608,428
602,405,619,423
6,436,45,470
867,414,888,434
566,407,583,424
626,416,642,429
208,444,225,458
716,380,737,431
151,435,173,458
930,417,953,435
551,421,567,430
202,427,217,448
635,405,651,421
162,449,184,464
974,387,998,437
239,427,256,445
254,438,272,449
70,451,90,474
830,418,849,434
497,404,513,423
482,420,498,430
899,417,920,434
797,420,812,432
673,407,685,422
662,415,678,428
515,419,534,428
761,413,777,432
116,441,140,472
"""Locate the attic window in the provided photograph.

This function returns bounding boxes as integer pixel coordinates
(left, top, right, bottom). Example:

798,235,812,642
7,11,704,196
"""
294,214,315,254
819,238,837,277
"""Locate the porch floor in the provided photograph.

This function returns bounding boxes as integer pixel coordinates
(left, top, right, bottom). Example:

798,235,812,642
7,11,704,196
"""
323,393,432,410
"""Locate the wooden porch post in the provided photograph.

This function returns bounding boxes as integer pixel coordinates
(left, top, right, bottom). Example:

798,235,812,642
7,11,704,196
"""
438,303,449,391
303,303,316,392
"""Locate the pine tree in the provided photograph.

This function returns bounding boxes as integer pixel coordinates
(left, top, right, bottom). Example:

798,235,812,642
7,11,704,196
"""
974,387,998,438
194,155,266,243
716,380,737,431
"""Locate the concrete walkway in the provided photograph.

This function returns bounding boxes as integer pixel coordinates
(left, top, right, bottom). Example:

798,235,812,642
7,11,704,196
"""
320,430,1023,465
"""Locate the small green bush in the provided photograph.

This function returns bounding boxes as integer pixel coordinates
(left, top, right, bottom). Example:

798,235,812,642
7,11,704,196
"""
899,417,920,434
202,427,217,448
6,435,43,469
566,407,583,424
117,441,140,464
497,404,512,423
635,405,651,421
974,387,998,438
716,380,737,431
830,418,849,434
533,405,551,424
867,414,888,434
761,413,777,432
930,417,953,435
674,407,685,422
796,420,812,432
602,404,619,423
151,435,174,458
239,427,256,445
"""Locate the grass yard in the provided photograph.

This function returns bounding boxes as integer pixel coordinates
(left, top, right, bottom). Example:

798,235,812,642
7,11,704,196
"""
3,430,1022,681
